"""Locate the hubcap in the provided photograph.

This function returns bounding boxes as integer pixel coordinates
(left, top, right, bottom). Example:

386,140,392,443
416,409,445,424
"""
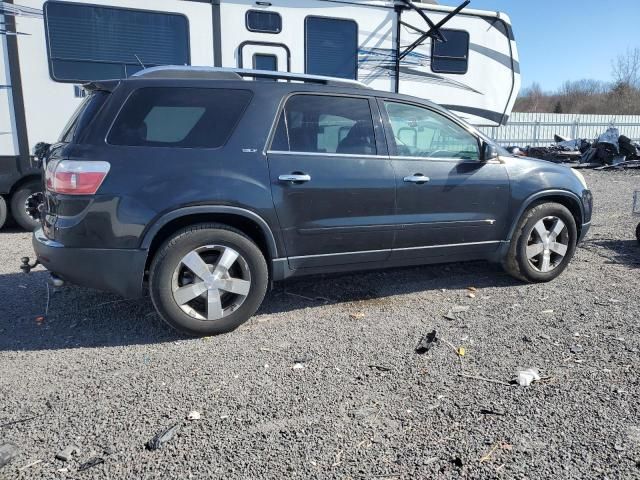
526,216,569,273
171,245,251,321
24,191,43,222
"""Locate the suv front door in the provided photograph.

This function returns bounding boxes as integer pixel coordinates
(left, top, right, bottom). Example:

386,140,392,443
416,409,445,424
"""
380,99,510,260
267,93,395,269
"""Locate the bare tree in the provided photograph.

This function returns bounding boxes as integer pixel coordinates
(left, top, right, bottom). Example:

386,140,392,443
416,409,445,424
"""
612,47,640,88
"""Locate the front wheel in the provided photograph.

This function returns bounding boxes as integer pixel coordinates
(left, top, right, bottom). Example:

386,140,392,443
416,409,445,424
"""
503,202,578,282
0,196,7,230
10,180,42,231
149,224,268,336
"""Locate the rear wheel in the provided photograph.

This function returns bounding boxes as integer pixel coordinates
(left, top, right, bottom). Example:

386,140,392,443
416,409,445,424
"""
0,196,7,230
10,180,42,231
503,202,577,282
149,224,268,336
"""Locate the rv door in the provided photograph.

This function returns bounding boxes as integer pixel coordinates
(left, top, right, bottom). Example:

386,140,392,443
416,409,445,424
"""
238,42,290,73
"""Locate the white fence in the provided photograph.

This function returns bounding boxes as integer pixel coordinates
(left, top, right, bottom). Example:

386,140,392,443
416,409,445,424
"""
479,113,640,147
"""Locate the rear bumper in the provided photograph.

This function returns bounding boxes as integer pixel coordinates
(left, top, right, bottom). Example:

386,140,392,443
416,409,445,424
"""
32,228,146,298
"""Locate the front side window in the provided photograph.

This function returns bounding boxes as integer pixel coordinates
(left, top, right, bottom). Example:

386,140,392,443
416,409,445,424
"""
431,29,469,74
108,88,252,148
384,102,479,160
305,17,358,80
44,2,190,82
271,95,376,155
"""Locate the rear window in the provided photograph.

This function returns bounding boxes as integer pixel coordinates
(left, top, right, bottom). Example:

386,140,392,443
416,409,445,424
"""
59,90,109,143
107,87,253,148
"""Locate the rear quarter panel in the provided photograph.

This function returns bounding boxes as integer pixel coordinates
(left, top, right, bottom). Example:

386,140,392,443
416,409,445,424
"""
57,81,283,250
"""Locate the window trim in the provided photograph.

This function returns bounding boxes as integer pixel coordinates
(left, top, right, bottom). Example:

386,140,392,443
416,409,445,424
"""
237,41,291,71
43,0,191,84
245,9,283,34
378,98,482,162
105,86,253,150
265,92,385,157
304,15,359,81
430,28,470,75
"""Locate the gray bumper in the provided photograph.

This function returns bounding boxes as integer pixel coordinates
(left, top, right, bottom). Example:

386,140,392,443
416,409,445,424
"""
32,228,147,298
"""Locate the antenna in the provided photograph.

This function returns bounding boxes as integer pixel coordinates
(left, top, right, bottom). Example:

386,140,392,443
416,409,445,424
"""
134,54,146,70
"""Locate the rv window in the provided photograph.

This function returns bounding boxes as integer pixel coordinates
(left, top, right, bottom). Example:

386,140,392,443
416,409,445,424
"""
384,102,479,160
44,2,190,83
431,29,469,75
246,10,282,34
305,17,358,80
271,95,375,155
253,54,278,81
108,88,252,149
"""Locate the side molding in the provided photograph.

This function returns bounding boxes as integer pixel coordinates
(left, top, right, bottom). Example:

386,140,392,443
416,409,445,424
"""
140,205,279,258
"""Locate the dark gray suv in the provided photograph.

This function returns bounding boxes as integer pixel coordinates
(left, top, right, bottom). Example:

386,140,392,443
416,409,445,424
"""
32,67,592,336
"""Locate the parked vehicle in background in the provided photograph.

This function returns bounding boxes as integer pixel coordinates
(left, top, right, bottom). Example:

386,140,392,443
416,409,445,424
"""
634,191,640,243
31,67,591,336
0,0,520,230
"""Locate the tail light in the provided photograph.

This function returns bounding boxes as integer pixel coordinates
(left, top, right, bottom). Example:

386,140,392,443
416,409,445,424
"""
45,160,110,195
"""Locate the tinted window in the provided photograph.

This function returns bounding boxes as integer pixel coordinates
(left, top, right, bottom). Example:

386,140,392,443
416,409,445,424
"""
59,91,109,143
44,2,190,82
246,10,282,33
305,17,358,80
108,88,252,148
431,29,469,74
271,95,375,155
384,102,479,160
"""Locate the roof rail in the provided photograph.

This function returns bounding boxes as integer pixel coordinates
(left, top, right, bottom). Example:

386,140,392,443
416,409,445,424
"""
131,66,369,88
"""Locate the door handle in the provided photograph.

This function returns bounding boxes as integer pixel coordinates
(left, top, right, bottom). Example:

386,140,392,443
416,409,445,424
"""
403,174,430,183
279,174,311,183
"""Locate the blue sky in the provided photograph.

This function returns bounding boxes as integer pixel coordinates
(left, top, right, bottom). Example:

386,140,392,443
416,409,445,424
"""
438,0,640,92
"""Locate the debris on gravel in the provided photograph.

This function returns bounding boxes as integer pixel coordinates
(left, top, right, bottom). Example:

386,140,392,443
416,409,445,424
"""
0,442,19,468
145,424,181,451
55,444,79,462
515,367,541,387
415,330,438,354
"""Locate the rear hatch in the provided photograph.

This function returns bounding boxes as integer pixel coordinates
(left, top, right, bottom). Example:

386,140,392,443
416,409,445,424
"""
41,87,111,239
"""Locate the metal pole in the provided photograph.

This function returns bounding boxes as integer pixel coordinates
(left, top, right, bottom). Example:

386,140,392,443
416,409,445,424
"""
394,5,402,93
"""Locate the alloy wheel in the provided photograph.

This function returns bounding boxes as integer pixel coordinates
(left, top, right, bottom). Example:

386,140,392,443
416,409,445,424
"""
171,245,251,321
525,216,569,273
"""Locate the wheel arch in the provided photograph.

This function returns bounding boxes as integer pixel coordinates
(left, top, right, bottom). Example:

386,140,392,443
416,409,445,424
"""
506,190,584,242
9,174,41,196
141,206,279,272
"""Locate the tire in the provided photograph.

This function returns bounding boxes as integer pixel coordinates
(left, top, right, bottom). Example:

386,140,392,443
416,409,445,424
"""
0,196,7,230
503,202,578,282
149,223,268,336
636,223,640,244
10,180,42,231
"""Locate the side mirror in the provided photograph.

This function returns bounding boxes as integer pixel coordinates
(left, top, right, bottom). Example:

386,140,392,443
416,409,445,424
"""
482,142,499,161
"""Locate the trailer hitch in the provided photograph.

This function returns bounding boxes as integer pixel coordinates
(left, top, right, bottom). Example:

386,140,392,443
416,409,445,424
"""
20,257,40,274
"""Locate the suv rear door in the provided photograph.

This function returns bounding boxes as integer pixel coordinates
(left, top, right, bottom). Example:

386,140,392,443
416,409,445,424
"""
267,93,395,269
379,99,510,260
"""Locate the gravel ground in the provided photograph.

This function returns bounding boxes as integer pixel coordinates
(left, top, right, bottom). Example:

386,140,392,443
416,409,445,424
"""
1,170,639,479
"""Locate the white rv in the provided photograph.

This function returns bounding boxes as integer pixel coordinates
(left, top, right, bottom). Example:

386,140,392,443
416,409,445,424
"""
0,0,520,230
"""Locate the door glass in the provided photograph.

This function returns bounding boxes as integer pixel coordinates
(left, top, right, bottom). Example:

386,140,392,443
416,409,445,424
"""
272,95,376,155
384,102,479,160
